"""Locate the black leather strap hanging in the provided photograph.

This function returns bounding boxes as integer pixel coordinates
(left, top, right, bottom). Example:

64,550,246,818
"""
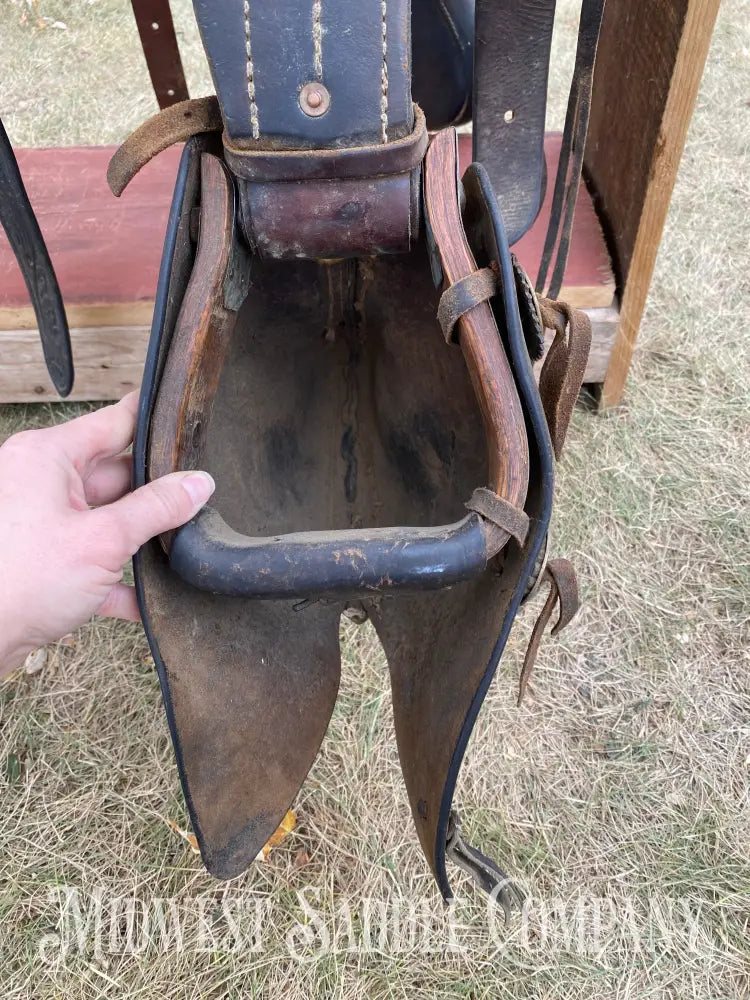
472,0,558,246
535,0,606,298
0,119,73,397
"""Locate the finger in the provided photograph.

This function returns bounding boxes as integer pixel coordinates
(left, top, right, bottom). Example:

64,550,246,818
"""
93,470,215,560
45,391,140,470
83,453,133,506
96,583,141,622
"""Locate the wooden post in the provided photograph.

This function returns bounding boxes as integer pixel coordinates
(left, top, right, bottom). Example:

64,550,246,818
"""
584,0,721,408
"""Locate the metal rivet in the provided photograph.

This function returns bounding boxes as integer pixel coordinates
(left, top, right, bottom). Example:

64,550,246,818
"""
299,81,331,117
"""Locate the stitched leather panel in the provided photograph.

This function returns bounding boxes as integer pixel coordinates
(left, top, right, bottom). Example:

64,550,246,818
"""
193,0,411,146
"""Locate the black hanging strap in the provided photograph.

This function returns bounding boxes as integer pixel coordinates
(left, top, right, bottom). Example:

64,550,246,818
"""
0,119,73,397
535,0,607,299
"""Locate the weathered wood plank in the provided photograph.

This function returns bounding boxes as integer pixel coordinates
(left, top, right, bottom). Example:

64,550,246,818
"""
0,326,150,402
584,0,720,407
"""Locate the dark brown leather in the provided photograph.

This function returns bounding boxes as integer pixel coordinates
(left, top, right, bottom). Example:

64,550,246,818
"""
517,558,580,705
131,0,189,109
223,107,428,181
538,298,593,460
140,244,496,877
231,108,427,259
107,97,223,197
121,0,599,902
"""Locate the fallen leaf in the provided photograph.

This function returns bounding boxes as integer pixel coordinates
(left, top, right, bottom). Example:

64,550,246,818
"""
292,849,310,870
24,648,47,675
165,818,200,854
256,810,296,861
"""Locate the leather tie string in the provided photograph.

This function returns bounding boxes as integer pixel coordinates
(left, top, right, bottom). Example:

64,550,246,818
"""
437,267,497,344
538,299,592,460
517,557,580,706
465,486,529,550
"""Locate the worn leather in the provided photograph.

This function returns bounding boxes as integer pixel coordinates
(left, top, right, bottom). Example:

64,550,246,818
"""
0,118,73,396
193,0,411,146
473,0,557,245
126,0,595,900
133,128,558,898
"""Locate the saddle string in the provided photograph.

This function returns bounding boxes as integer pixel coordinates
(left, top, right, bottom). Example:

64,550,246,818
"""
535,0,606,300
517,558,580,706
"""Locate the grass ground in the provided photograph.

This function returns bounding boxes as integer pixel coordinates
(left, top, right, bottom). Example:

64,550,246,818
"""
0,1,748,997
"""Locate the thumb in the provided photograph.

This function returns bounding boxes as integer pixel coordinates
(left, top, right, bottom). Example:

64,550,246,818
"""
96,470,215,558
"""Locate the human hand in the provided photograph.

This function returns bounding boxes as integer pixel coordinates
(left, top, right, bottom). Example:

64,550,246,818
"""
0,391,215,677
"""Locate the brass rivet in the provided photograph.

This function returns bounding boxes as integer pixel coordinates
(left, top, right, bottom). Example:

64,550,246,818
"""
299,82,331,117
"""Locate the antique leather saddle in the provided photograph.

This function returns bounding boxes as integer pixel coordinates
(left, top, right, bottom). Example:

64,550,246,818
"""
1,0,604,903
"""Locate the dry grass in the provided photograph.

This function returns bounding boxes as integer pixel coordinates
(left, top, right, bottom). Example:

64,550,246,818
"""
0,1,748,997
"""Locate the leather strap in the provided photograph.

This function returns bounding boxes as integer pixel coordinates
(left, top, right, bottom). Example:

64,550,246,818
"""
437,267,496,343
0,118,73,396
472,0,557,245
517,558,580,706
538,299,592,459
131,0,189,109
446,811,525,921
535,0,607,298
107,97,222,197
223,106,428,182
192,0,412,147
465,487,529,549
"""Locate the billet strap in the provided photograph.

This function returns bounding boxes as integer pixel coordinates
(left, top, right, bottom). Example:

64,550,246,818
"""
535,0,607,298
517,558,580,706
472,0,557,245
131,0,189,109
0,118,73,397
538,298,592,459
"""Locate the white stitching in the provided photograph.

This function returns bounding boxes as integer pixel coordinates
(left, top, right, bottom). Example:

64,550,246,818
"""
312,0,323,80
244,0,260,139
380,0,388,142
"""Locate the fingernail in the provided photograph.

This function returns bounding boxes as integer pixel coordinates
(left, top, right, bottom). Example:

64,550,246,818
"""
181,471,216,506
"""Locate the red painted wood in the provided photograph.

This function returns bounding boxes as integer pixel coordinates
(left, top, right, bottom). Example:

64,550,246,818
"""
0,136,612,313
0,145,183,308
